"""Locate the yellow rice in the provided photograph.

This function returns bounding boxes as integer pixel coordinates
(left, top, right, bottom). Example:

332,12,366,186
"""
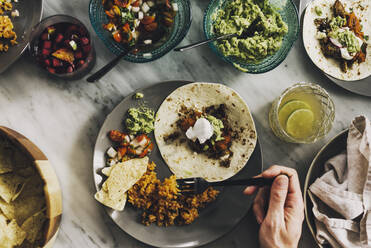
128,162,219,226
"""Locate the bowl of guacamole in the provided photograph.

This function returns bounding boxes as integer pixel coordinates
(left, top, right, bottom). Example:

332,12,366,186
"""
204,0,299,73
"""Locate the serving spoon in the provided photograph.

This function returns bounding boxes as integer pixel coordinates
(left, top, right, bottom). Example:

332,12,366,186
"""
86,48,133,83
174,18,260,52
86,34,162,82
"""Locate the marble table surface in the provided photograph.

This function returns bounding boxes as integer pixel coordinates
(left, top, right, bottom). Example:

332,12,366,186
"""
1,0,370,247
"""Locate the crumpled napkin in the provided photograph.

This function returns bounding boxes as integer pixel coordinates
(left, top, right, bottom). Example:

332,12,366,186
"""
309,116,371,248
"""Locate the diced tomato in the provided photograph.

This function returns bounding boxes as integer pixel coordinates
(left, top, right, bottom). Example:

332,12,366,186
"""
139,142,154,158
136,134,146,142
128,147,137,155
113,32,122,42
108,130,127,142
117,147,127,158
132,0,140,7
122,23,131,33
105,10,115,18
144,22,158,32
141,16,155,25
215,142,228,151
223,135,231,144
114,0,126,8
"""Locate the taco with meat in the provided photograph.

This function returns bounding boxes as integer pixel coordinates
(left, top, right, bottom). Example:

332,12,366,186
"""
154,83,257,182
303,0,371,81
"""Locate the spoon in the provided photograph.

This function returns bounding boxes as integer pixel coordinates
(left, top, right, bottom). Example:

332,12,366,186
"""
174,18,260,52
87,33,165,82
86,48,133,83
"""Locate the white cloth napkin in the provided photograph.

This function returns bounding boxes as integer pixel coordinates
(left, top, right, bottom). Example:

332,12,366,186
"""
309,116,371,248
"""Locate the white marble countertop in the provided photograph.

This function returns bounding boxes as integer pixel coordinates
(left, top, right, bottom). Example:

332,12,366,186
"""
1,0,370,247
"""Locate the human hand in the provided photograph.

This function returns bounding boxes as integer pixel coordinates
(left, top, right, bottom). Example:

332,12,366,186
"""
244,165,304,248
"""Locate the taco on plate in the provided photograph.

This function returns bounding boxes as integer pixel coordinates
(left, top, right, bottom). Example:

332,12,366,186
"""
303,0,371,81
154,83,257,182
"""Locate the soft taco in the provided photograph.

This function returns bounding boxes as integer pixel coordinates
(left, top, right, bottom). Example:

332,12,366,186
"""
303,0,371,81
154,83,257,182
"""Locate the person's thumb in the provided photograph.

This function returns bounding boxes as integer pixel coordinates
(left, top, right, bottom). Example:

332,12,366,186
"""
266,175,289,221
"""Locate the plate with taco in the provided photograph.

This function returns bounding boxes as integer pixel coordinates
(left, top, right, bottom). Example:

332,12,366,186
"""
93,81,262,247
303,0,371,81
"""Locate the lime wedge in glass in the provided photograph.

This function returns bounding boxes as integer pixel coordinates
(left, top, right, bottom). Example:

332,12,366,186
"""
286,109,314,139
278,100,311,128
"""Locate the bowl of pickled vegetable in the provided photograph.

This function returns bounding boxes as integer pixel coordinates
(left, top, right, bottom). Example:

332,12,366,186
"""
89,0,192,63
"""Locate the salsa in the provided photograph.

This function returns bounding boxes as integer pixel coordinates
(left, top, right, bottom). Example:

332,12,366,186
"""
102,0,178,50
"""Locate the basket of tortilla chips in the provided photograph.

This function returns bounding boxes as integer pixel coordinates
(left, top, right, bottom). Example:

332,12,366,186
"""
0,126,62,248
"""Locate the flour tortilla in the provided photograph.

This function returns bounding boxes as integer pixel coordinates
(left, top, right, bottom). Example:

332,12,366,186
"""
303,0,371,81
155,83,257,182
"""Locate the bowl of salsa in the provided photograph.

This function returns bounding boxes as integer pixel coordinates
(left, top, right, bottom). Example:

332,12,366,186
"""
89,0,192,63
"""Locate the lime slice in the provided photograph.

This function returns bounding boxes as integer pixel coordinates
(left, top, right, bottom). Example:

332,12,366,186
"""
286,109,314,139
278,100,311,128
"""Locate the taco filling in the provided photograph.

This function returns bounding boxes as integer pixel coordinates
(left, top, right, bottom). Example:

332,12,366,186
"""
314,0,368,72
165,104,235,168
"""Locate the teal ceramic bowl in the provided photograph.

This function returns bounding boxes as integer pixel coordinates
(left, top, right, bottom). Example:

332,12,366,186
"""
204,0,299,73
89,0,191,63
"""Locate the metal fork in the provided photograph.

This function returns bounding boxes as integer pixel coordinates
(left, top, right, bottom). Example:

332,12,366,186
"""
176,177,274,195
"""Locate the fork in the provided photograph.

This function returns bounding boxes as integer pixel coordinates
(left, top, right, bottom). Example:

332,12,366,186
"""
176,177,274,195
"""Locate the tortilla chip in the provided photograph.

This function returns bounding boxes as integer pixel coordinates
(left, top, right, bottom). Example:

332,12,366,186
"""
20,210,46,243
0,195,45,225
16,167,36,178
103,157,148,200
0,146,14,174
13,151,30,170
94,190,127,211
0,173,26,203
17,174,44,198
95,157,148,210
0,218,26,248
101,167,112,177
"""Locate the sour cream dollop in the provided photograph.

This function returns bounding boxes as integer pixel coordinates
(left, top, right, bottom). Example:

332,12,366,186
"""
185,118,214,144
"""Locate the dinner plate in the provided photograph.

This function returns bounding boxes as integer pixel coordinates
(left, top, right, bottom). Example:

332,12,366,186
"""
299,0,371,97
304,129,348,248
93,81,263,248
0,0,42,73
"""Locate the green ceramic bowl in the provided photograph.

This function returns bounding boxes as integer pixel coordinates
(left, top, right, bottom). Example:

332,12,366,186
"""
89,0,192,63
203,0,299,73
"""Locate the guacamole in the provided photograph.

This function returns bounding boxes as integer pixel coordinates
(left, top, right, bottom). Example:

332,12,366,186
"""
133,92,144,99
125,107,155,134
213,0,288,62
206,115,224,141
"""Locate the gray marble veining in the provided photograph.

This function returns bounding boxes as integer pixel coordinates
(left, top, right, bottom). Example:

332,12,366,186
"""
0,0,370,247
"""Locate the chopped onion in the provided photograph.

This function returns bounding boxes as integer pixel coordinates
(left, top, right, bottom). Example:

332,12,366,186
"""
329,37,343,48
138,11,144,20
172,3,178,11
142,2,150,13
147,1,154,7
143,39,152,45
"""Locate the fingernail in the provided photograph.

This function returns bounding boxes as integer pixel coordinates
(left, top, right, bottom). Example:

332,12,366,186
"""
274,175,289,188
